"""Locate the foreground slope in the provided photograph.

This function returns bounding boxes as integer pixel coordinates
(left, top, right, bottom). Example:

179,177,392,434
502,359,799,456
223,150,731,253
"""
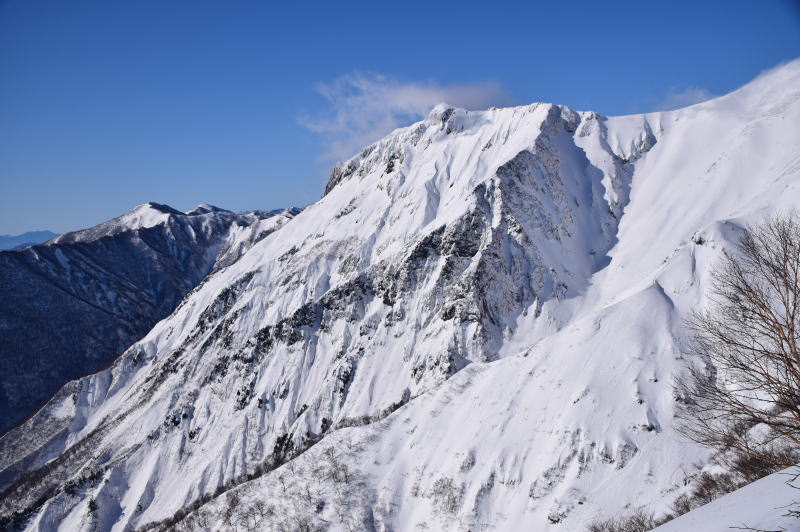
653,467,800,532
0,204,296,432
1,61,800,531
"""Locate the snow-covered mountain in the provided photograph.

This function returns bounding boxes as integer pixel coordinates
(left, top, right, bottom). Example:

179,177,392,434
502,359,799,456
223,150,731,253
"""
1,60,799,531
0,203,298,433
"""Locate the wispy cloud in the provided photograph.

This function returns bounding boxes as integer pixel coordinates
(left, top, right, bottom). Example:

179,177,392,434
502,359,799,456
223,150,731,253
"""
299,72,512,161
652,87,717,111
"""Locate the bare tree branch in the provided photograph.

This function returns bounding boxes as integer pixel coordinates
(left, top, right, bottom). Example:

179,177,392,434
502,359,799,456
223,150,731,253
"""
677,212,800,467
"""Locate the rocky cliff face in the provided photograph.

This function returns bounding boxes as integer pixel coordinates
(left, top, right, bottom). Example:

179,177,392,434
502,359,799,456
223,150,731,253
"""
0,203,297,433
1,61,799,531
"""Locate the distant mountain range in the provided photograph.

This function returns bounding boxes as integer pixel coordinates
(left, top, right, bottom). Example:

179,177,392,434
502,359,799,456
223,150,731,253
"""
0,231,58,250
0,203,299,433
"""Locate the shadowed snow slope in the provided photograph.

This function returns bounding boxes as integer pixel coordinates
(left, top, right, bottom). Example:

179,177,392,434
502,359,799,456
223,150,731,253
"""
1,61,800,531
0,204,297,433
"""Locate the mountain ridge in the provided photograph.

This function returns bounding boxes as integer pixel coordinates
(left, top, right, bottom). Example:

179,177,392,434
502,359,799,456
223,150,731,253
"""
0,231,58,251
0,203,298,433
1,59,799,531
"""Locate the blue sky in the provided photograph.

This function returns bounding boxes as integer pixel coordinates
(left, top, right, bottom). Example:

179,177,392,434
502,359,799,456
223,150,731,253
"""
1,0,799,234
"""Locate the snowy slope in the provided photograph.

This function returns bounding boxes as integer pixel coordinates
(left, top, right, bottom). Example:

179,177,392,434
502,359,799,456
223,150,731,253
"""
653,467,800,532
0,204,297,433
1,61,799,532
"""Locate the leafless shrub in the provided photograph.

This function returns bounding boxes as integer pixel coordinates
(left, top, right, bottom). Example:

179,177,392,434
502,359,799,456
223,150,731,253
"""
586,507,669,532
677,212,800,468
323,446,350,484
223,490,242,527
591,215,800,532
430,477,462,515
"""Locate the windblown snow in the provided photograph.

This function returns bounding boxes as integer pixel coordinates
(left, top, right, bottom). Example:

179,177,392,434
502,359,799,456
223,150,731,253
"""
1,60,800,531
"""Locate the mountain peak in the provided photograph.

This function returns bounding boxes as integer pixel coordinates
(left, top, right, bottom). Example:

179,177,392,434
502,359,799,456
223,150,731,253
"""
186,204,231,216
138,202,184,215
427,102,455,118
53,202,203,244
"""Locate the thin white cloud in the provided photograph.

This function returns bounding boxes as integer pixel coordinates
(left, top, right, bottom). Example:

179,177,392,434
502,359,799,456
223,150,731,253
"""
653,87,717,111
299,72,512,161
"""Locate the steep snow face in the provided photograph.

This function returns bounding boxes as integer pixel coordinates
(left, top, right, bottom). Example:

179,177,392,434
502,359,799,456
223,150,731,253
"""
0,205,297,433
210,207,303,273
0,102,634,530
2,60,800,532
